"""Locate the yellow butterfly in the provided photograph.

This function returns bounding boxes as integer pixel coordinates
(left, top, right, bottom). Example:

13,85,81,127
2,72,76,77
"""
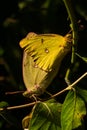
20,32,72,72
19,32,72,97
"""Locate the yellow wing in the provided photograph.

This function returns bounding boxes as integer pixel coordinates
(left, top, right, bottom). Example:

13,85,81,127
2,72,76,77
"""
19,33,72,72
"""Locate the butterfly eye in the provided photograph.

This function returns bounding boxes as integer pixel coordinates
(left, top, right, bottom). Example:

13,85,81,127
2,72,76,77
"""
65,34,72,43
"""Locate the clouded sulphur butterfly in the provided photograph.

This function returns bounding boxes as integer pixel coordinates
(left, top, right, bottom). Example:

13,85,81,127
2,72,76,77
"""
19,32,72,97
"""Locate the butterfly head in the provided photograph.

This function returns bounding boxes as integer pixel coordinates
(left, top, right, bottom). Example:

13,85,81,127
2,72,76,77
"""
64,33,72,50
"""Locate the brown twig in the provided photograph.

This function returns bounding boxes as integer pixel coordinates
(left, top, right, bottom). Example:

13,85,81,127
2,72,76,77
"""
0,72,87,111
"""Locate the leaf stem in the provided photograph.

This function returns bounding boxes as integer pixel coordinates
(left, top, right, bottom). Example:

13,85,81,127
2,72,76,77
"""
51,72,87,98
0,101,41,111
0,72,86,111
63,0,78,63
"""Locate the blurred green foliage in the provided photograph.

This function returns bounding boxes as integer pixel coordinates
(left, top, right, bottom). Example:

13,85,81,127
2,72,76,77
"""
0,0,87,129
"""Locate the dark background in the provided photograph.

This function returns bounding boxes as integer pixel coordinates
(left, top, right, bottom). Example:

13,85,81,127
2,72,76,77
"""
0,0,87,129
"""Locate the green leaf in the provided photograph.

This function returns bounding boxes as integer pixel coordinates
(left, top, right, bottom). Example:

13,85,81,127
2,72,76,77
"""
61,90,86,130
61,91,75,130
0,101,9,108
76,87,87,102
28,99,62,130
72,95,86,129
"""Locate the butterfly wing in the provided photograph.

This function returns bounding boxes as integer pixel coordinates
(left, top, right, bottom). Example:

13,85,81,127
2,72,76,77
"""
23,51,48,96
20,32,72,97
20,33,71,72
23,51,61,97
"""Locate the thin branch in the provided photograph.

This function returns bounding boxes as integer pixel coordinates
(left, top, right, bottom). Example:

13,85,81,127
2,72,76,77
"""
63,0,78,63
0,101,41,111
68,72,87,88
0,72,87,111
5,91,25,95
51,72,87,98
